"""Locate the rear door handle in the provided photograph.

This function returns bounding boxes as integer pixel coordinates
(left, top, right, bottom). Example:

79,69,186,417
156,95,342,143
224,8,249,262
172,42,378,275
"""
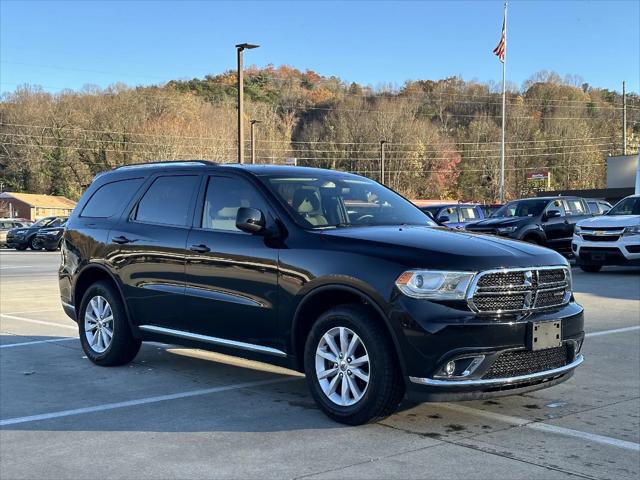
190,244,211,253
112,235,135,244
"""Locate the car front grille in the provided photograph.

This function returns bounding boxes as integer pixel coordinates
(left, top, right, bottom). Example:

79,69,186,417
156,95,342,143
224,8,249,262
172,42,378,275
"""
582,235,621,242
482,345,570,379
468,267,571,314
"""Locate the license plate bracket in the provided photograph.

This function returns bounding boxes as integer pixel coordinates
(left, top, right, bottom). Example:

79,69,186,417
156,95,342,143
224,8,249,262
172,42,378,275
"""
591,253,605,261
529,321,562,351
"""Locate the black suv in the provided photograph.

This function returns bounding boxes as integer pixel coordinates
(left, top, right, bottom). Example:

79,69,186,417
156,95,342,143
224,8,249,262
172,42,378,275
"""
465,197,592,254
60,162,584,425
7,216,67,250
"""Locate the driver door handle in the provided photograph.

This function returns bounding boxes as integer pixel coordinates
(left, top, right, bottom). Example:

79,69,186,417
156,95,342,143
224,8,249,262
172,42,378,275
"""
112,235,135,244
190,244,211,253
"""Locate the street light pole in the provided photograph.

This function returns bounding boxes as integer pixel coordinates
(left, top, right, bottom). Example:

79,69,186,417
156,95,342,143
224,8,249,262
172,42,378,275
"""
236,43,259,164
623,80,627,156
250,119,261,164
379,140,387,185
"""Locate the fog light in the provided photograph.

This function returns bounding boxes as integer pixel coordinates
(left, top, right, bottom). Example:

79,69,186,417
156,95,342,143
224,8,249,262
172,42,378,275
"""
445,361,456,376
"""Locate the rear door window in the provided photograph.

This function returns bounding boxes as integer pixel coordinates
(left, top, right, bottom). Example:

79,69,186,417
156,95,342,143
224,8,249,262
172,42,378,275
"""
81,178,144,218
459,206,480,222
563,199,586,216
134,175,199,227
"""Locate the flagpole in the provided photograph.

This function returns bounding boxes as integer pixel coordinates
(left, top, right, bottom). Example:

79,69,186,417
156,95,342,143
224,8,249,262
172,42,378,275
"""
499,1,508,203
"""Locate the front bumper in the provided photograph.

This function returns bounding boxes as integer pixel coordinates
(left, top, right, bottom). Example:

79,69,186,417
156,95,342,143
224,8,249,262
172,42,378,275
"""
5,234,27,248
390,295,584,401
572,234,640,266
36,234,62,250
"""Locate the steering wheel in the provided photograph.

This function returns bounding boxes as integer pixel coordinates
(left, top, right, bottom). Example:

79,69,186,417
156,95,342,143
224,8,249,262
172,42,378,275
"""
354,214,375,224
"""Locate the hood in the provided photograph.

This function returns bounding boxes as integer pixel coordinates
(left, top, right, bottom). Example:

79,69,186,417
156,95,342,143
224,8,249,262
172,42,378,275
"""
465,216,531,229
577,215,640,228
318,225,566,271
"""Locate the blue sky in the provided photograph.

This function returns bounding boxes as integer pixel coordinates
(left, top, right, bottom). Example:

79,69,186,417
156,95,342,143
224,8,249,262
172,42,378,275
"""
1,0,638,94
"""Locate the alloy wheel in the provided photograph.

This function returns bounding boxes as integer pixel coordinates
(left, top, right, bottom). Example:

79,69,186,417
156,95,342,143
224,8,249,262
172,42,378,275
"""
84,295,114,353
315,326,370,406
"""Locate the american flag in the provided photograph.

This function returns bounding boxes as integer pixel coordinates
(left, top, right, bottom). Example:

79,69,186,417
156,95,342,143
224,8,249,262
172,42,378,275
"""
493,13,506,63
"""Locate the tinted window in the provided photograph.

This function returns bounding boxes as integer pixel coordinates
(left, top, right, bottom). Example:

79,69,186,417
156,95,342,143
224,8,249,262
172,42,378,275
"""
459,206,480,222
201,176,268,232
135,176,198,226
563,199,586,215
587,201,600,214
608,196,640,215
82,178,143,218
494,199,548,217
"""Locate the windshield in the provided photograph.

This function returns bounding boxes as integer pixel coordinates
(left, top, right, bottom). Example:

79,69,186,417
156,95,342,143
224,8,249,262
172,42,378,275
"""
31,217,55,228
493,199,548,218
262,173,437,229
607,196,640,216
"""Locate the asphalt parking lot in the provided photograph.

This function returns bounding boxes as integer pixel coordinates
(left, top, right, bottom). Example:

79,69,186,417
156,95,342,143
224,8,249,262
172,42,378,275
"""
0,250,639,480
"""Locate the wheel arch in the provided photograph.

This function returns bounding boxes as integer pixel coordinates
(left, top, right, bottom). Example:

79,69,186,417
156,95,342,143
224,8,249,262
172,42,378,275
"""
73,264,138,336
290,284,407,379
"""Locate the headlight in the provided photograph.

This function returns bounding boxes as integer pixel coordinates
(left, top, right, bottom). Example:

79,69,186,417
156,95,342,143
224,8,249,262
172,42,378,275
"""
624,225,640,236
497,226,517,234
395,270,475,300
13,229,27,235
574,225,582,235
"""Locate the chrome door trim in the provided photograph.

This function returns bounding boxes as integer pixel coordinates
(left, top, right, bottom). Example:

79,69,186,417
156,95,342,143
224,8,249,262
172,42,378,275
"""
138,324,287,357
409,354,583,387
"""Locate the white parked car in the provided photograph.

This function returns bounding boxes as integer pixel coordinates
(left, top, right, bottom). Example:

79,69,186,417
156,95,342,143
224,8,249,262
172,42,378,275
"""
572,194,640,272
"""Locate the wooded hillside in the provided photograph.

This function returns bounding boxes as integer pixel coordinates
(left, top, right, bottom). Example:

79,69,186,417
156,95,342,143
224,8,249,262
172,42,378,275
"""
1,66,638,201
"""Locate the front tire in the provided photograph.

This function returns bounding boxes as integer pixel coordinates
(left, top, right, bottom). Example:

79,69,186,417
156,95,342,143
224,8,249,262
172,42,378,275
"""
579,264,602,273
28,236,42,250
304,304,405,425
78,281,141,366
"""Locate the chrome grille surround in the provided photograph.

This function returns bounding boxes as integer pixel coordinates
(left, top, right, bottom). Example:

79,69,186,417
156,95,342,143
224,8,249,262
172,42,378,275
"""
467,266,571,315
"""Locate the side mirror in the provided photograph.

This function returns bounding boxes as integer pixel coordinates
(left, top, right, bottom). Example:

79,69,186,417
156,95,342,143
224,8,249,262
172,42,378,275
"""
438,215,450,224
545,210,561,219
236,207,266,234
602,209,610,215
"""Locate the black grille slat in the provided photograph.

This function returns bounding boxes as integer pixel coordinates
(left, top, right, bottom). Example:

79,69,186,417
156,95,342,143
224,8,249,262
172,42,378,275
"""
470,268,569,314
483,345,569,379
582,235,621,242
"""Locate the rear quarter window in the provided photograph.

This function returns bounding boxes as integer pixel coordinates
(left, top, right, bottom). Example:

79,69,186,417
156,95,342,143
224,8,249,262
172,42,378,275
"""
81,178,144,218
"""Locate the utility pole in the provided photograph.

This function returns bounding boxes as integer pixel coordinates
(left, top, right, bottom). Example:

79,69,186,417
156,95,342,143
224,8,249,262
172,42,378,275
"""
623,81,627,155
379,140,387,185
235,43,259,164
250,119,261,164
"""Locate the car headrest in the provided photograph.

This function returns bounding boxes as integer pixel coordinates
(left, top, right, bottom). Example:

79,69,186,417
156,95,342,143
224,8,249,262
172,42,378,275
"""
293,189,320,214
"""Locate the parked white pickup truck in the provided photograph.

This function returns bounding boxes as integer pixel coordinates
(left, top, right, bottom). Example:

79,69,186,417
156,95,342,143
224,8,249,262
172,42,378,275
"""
572,194,640,272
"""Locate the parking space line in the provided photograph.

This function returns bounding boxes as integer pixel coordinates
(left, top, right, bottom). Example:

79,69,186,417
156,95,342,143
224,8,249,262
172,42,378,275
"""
585,326,640,337
0,377,299,427
0,265,36,269
0,337,77,348
440,403,640,452
0,313,77,331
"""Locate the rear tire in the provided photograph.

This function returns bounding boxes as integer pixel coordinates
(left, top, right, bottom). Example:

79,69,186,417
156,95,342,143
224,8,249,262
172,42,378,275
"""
78,280,141,366
304,304,405,425
579,265,602,273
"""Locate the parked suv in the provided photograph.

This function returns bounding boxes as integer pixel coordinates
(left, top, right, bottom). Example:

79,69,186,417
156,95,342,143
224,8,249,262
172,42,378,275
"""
420,204,484,229
465,196,592,254
60,162,584,425
6,216,67,250
35,218,67,251
572,194,640,272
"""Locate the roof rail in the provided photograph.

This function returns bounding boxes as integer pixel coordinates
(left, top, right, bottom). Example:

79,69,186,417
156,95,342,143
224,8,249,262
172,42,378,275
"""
114,160,218,170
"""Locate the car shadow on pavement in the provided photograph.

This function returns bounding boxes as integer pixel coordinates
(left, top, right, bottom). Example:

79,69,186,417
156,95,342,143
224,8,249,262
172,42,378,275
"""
0,335,369,432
